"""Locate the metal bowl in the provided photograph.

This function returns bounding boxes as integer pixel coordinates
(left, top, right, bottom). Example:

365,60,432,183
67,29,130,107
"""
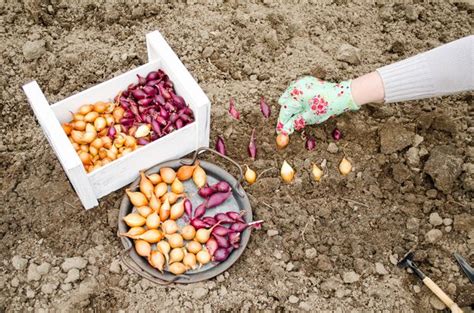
118,148,252,284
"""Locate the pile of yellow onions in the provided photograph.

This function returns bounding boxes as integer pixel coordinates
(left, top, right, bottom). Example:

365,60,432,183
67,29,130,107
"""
62,102,140,173
121,164,213,275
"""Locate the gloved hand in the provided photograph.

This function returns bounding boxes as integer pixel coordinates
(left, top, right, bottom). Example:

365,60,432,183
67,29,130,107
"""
276,76,359,135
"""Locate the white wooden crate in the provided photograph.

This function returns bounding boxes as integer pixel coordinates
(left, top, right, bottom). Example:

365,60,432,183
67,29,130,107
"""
22,30,210,210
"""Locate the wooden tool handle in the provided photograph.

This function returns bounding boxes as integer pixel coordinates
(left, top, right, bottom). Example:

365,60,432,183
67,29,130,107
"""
423,277,463,313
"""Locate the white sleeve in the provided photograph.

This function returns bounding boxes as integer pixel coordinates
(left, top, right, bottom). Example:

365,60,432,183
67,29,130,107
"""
376,35,473,103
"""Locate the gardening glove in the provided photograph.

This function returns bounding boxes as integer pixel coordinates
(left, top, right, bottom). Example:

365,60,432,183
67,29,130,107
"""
276,76,359,135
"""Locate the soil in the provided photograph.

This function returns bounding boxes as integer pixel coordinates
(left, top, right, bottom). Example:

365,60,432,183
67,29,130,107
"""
1,1,473,312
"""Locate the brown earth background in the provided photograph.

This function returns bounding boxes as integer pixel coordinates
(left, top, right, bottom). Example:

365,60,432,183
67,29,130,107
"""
1,1,473,312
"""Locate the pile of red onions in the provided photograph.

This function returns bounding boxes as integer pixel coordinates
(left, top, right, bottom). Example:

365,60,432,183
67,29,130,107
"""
186,180,264,262
115,69,194,145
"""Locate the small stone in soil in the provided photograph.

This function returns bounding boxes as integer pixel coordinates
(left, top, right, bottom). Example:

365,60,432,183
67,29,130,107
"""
429,213,443,226
267,229,279,237
375,262,388,275
425,229,443,243
11,256,28,271
343,271,360,284
305,248,317,259
27,264,41,281
26,287,35,298
22,40,46,61
11,277,19,288
273,251,282,259
336,43,360,65
327,143,338,154
65,268,80,283
61,257,88,272
389,255,398,265
286,262,295,272
109,260,121,274
193,287,209,300
413,285,421,293
424,146,463,193
41,282,58,294
37,262,51,275
288,295,299,304
443,218,453,226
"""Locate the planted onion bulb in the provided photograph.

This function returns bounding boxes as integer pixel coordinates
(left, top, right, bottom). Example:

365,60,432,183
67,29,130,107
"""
311,163,323,182
244,166,257,185
181,225,196,240
186,240,202,254
193,165,207,188
148,250,165,273
162,219,178,235
139,172,154,198
276,133,289,149
339,157,352,175
280,160,295,183
123,213,146,227
169,248,185,264
126,189,148,207
168,262,187,275
165,233,184,248
135,240,151,257
196,249,211,265
160,167,176,184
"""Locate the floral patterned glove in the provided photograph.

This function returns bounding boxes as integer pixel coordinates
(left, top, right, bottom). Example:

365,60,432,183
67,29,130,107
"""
276,76,359,135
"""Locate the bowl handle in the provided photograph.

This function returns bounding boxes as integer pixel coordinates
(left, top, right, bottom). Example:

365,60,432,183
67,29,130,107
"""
182,147,245,197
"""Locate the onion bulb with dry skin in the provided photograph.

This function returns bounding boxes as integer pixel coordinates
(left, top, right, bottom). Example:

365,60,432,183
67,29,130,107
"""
176,163,198,181
170,201,185,220
135,124,151,138
149,194,161,212
93,102,108,113
94,117,106,131
79,104,93,115
196,249,211,265
133,229,163,243
147,173,162,185
166,233,184,248
193,166,207,188
146,212,160,229
171,178,184,194
154,182,168,198
162,219,178,235
123,213,146,227
169,248,185,264
186,240,202,254
157,240,171,263
244,166,257,185
120,226,145,238
84,111,99,123
126,189,148,207
276,133,289,149
280,160,295,183
195,222,222,244
148,250,165,273
160,167,176,184
139,172,154,198
183,252,197,270
135,240,151,257
339,157,352,176
161,192,183,205
168,262,187,275
136,206,153,218
181,225,196,241
311,163,323,182
159,198,171,221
